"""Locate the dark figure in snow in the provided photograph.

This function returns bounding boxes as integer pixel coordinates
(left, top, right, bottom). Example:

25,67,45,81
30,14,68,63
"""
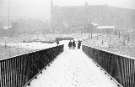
72,40,76,49
68,40,72,48
78,40,82,49
56,40,59,46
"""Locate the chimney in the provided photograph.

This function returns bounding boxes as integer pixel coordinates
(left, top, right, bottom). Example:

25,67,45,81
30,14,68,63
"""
85,0,89,7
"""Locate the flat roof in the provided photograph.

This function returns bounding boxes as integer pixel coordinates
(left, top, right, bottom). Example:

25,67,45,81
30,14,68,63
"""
97,26,115,29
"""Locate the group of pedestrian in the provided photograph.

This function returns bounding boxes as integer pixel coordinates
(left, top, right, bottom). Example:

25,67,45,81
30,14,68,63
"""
68,40,82,49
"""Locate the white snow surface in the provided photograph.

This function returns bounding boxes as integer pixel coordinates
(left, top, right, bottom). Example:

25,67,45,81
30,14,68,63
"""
0,42,57,50
27,42,119,87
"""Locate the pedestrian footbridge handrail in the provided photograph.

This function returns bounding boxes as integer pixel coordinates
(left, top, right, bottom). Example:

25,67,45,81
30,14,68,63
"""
0,45,64,87
82,45,135,87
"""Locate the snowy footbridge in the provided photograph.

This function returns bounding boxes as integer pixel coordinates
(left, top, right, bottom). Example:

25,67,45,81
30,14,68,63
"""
25,41,121,87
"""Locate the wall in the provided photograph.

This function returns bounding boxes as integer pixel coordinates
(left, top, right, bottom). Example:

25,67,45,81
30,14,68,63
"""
0,45,64,87
82,45,135,87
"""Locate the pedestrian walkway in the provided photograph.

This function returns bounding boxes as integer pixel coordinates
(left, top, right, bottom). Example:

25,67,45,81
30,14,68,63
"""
27,43,120,87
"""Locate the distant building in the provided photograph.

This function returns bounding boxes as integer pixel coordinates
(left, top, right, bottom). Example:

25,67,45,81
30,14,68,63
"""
96,25,115,34
3,25,12,30
97,26,115,29
50,0,93,33
50,0,135,33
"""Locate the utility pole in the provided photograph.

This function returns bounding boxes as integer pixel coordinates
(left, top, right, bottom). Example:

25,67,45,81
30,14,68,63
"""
4,0,10,49
50,0,56,33
8,0,10,28
118,31,121,38
90,32,92,39
5,39,7,48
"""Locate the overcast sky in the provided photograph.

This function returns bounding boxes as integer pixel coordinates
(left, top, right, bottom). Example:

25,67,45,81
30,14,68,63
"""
0,0,134,20
55,0,134,7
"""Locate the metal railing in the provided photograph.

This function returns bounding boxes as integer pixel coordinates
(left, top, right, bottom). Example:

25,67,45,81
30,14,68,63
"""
82,45,135,87
0,45,64,87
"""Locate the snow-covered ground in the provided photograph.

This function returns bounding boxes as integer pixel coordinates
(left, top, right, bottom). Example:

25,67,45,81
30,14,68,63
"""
0,42,58,60
26,42,120,87
0,42,57,50
83,33,135,59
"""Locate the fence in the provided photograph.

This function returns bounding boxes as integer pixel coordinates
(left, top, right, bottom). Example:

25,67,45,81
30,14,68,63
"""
82,45,135,87
0,45,64,87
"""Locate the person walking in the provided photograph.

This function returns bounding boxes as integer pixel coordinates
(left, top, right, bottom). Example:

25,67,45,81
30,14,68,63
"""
68,40,72,49
78,40,82,49
56,40,59,46
72,40,76,49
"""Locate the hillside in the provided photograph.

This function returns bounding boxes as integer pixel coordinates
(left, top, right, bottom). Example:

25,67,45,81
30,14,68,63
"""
52,5,135,32
0,18,50,36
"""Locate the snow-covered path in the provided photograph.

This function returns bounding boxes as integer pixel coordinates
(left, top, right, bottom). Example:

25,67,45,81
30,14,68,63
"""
27,43,119,87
